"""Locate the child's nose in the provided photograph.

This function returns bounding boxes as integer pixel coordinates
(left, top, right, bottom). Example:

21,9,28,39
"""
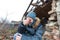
29,19,31,22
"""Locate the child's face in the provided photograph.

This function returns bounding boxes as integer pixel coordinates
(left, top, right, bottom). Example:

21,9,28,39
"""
26,17,33,24
24,17,34,25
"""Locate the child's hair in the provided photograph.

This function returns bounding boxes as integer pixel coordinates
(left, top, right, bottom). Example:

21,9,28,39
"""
33,17,41,28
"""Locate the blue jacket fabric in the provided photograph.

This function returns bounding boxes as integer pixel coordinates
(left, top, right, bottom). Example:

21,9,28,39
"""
14,21,45,40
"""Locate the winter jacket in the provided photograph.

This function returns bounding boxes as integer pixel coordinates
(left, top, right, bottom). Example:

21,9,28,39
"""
14,17,45,40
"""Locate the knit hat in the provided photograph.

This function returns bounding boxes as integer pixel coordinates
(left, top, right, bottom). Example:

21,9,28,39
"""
27,11,36,20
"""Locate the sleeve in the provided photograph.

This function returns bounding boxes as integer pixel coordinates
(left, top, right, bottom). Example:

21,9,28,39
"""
17,22,35,35
26,27,35,35
17,22,26,34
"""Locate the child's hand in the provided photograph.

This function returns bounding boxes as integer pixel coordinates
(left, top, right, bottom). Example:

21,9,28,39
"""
16,34,22,40
16,36,22,40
